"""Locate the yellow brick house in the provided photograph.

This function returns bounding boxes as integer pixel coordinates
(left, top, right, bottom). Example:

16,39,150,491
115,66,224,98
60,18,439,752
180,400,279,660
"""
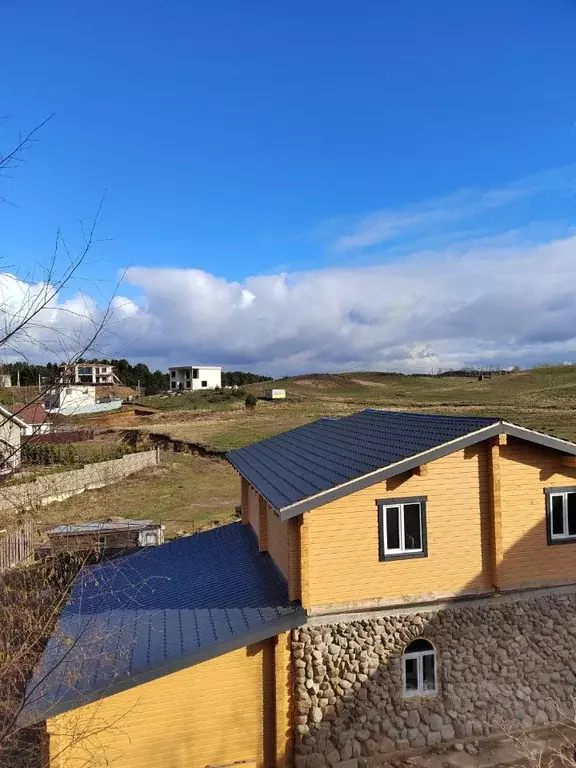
21,410,576,767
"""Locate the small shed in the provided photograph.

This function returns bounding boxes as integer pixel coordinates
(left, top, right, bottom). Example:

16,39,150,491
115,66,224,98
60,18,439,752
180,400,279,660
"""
264,388,286,400
46,518,164,556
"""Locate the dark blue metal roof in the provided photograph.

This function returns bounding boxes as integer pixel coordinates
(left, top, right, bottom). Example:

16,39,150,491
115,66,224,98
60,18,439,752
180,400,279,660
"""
228,409,500,514
20,522,305,726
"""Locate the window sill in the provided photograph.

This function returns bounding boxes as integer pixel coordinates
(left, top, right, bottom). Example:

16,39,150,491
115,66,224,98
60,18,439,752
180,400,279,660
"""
549,536,576,546
380,550,428,562
403,689,438,699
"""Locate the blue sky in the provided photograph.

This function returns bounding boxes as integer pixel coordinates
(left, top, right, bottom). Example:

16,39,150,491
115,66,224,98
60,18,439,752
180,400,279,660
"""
1,1,576,373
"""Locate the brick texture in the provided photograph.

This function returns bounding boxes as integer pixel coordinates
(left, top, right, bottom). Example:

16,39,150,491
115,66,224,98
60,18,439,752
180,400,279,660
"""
47,642,273,768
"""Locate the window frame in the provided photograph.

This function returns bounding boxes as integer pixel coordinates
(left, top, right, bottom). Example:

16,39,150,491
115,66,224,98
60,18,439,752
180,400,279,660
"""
402,641,437,698
545,487,576,545
376,496,428,561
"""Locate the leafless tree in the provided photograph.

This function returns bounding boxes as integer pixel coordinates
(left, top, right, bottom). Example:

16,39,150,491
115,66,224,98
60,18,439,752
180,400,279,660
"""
0,116,129,767
0,115,122,475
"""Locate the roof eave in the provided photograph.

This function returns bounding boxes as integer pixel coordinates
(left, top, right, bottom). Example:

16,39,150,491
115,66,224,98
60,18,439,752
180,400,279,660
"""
501,421,576,456
18,606,306,728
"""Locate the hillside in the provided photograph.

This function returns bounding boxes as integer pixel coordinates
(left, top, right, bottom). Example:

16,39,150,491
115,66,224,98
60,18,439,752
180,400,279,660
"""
10,364,576,539
123,365,576,452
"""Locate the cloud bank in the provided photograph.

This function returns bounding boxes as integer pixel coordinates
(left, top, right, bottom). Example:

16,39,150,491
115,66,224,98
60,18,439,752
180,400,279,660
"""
4,167,576,376
111,234,576,375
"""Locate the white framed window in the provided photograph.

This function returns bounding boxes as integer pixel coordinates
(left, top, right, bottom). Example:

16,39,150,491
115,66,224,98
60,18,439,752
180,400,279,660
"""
377,496,427,560
546,487,576,544
201,380,208,387
403,639,436,697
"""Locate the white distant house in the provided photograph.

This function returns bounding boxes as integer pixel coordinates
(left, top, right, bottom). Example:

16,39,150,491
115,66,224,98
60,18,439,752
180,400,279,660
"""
45,385,96,414
168,366,222,391
0,404,27,473
45,385,123,415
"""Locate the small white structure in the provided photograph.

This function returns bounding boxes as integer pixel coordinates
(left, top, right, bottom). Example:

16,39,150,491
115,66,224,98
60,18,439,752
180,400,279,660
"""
45,385,96,414
45,385,123,415
168,365,222,391
0,374,11,388
265,389,287,400
60,363,119,386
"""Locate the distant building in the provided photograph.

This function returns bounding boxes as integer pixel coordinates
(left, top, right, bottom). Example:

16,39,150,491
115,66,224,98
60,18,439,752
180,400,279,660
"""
168,365,222,391
0,404,27,473
46,519,165,556
45,385,96,414
8,403,53,436
44,385,123,415
0,374,11,388
264,388,286,400
60,363,119,386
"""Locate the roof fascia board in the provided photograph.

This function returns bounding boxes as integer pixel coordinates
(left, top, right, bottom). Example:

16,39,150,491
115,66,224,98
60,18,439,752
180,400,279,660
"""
279,423,503,520
501,422,576,456
19,607,306,728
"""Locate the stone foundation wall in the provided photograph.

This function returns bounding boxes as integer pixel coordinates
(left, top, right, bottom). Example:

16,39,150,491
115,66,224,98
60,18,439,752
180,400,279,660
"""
293,591,576,767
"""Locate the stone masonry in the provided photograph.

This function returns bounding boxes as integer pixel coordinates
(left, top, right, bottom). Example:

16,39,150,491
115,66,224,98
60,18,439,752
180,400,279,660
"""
293,591,576,767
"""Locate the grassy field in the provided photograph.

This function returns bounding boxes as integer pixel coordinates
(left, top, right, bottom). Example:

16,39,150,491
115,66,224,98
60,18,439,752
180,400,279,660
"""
132,366,576,450
36,453,239,537
24,365,576,536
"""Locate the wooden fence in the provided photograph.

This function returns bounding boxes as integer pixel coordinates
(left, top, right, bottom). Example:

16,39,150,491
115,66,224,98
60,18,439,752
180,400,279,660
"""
0,521,35,573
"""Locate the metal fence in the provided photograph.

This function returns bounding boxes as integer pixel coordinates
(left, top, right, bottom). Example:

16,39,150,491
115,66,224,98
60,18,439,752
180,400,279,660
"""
0,520,35,573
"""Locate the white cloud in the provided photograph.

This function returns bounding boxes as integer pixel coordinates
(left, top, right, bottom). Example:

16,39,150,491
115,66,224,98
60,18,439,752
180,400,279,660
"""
4,234,576,375
85,233,576,376
4,167,576,377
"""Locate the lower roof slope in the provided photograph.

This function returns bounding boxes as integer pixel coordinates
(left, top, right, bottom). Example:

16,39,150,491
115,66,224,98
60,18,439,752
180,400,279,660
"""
228,409,500,516
20,522,304,727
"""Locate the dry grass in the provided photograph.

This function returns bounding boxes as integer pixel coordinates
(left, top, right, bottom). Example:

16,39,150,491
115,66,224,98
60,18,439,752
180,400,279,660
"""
35,453,239,537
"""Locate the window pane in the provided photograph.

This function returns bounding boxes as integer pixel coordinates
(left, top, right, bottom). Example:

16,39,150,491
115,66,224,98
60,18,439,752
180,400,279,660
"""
568,494,576,536
403,503,422,550
551,496,564,536
423,653,435,692
404,657,418,692
386,507,400,550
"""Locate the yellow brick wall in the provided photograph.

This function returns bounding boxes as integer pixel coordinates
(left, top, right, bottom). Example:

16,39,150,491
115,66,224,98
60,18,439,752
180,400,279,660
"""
287,519,301,601
302,446,492,611
498,438,576,590
247,485,260,539
47,643,273,768
266,504,289,579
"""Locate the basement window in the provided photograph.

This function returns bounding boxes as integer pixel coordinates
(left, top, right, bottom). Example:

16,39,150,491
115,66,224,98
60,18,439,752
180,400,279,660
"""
403,639,436,697
377,497,427,560
545,488,576,544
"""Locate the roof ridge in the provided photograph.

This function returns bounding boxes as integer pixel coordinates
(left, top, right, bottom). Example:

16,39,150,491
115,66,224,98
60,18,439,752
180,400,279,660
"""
363,408,501,421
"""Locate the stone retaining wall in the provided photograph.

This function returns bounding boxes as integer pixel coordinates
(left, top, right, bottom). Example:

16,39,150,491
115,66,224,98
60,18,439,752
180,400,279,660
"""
293,591,576,767
0,449,159,513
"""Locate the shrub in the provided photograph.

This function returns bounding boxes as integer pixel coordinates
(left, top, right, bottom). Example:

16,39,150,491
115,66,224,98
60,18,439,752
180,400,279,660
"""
245,394,257,410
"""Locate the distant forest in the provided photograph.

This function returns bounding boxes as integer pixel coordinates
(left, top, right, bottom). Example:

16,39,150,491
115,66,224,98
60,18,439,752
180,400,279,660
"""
0,361,271,395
